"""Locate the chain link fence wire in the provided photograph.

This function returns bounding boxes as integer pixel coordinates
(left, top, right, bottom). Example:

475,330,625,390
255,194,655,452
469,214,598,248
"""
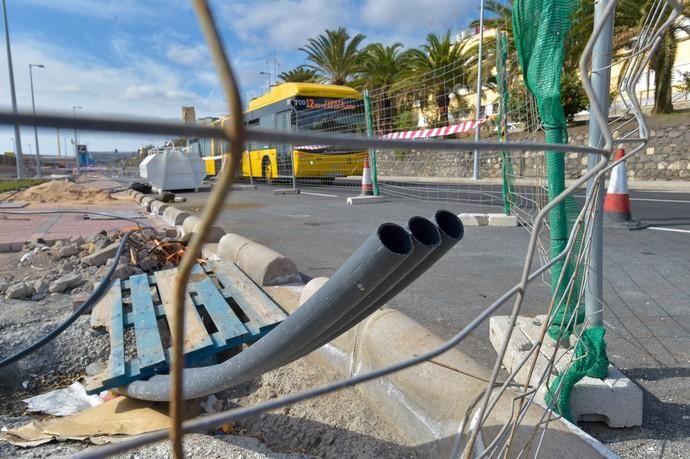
0,0,682,457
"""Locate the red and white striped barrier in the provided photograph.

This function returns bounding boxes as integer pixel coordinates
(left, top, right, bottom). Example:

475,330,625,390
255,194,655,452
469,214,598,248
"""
295,120,484,150
381,120,482,140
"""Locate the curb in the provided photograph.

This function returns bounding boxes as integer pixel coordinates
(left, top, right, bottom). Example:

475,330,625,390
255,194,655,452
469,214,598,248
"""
162,207,190,226
257,277,616,459
150,200,170,216
273,188,301,195
346,195,385,205
459,213,518,227
181,216,225,243
216,233,301,286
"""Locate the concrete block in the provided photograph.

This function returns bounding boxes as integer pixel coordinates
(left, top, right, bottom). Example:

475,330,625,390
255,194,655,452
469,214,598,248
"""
140,196,154,212
488,213,518,227
489,314,643,428
217,233,301,286
163,207,190,226
458,213,488,226
201,243,220,261
192,221,225,243
132,192,145,203
346,195,385,205
182,216,201,238
273,188,300,195
150,200,170,216
81,242,120,267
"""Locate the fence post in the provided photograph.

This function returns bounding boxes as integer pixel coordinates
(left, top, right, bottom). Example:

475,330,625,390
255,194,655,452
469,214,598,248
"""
363,89,380,196
585,0,615,328
472,0,485,180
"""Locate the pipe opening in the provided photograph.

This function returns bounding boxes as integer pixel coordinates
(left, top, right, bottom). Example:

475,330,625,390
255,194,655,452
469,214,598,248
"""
408,216,441,247
435,210,464,240
378,223,413,255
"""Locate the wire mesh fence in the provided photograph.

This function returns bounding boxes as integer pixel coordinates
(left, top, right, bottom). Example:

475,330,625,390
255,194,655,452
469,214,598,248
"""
0,0,682,457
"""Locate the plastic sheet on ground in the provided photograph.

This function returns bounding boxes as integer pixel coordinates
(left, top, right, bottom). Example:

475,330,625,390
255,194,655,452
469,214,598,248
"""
22,382,102,417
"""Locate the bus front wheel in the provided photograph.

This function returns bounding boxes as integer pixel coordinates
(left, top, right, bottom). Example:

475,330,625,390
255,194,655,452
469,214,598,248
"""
262,157,273,184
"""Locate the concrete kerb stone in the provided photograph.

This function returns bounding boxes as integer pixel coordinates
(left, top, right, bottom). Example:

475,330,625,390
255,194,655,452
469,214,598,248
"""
163,207,191,226
182,216,202,238
489,315,643,428
150,200,170,216
132,192,146,203
288,278,615,458
140,196,155,212
192,221,225,243
273,188,301,195
487,213,518,227
459,213,489,226
346,195,385,205
217,233,301,286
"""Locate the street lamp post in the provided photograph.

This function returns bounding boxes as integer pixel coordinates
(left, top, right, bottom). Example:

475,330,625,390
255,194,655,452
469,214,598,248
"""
2,0,24,178
72,105,82,174
259,71,271,90
29,63,45,177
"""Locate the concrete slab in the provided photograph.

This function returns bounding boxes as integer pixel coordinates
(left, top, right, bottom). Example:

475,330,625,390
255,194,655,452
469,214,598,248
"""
458,213,488,226
489,315,643,428
346,195,385,205
273,188,300,195
487,213,518,227
0,202,28,208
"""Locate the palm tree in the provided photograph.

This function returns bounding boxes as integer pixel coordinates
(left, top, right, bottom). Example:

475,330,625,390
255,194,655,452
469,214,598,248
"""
357,43,406,134
299,28,366,85
278,66,320,83
401,31,472,126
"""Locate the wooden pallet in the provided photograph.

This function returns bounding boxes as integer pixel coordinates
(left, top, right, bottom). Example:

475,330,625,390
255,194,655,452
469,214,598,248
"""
85,261,287,394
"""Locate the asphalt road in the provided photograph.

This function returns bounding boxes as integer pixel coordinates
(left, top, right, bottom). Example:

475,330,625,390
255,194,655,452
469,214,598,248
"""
173,180,689,457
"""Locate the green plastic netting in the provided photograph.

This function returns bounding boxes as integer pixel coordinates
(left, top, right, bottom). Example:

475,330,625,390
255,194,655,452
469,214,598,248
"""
512,0,609,419
512,0,582,340
497,31,515,216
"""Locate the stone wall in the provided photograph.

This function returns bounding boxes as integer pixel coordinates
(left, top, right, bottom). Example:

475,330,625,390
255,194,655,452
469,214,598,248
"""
376,123,690,181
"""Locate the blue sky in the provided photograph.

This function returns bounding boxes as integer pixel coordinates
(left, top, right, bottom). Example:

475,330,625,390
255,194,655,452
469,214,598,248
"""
1,0,481,153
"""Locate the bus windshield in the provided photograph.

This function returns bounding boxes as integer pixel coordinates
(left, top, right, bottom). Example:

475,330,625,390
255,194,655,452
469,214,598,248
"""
291,96,365,134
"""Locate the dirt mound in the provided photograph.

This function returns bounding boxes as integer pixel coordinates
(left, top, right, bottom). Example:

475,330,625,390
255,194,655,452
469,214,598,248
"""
12,180,112,204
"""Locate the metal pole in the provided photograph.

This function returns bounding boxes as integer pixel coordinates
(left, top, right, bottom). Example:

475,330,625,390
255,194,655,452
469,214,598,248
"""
363,89,379,196
472,0,485,180
29,64,44,177
73,105,82,174
56,128,61,157
585,0,615,328
2,0,23,179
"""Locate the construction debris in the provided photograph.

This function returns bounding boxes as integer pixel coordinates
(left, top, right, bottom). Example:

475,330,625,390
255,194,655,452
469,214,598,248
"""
22,382,102,417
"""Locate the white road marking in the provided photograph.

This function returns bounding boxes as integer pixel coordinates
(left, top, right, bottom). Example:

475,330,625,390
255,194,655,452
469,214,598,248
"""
573,195,690,204
648,226,690,234
301,192,338,198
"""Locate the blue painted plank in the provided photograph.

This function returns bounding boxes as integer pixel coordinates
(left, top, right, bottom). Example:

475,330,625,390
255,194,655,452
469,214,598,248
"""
106,280,126,382
191,272,249,344
129,273,166,369
154,267,214,354
209,262,286,336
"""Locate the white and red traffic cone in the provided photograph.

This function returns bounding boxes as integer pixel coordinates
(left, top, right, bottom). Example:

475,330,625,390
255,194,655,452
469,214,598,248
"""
604,148,645,229
360,157,373,196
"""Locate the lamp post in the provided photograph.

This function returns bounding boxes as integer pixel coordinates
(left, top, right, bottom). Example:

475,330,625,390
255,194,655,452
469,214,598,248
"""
29,63,45,177
2,0,24,178
259,71,271,90
72,105,82,174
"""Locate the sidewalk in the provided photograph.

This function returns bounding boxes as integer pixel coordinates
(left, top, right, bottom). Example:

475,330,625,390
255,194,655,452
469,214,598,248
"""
0,177,160,251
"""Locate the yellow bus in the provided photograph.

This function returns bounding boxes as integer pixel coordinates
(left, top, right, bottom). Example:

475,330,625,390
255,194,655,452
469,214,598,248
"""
200,83,367,182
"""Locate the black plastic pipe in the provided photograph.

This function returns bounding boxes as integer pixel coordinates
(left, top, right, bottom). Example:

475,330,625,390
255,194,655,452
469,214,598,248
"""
122,223,413,401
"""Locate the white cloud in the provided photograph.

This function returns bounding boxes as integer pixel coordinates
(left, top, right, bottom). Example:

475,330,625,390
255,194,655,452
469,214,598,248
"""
0,35,225,151
360,0,477,31
221,0,351,49
165,43,207,66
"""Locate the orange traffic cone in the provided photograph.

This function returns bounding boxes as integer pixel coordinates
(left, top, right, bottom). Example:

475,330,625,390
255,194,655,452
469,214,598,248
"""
360,157,373,196
604,148,645,229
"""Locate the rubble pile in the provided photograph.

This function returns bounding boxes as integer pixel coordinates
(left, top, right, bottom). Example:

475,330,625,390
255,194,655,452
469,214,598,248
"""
0,229,184,301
